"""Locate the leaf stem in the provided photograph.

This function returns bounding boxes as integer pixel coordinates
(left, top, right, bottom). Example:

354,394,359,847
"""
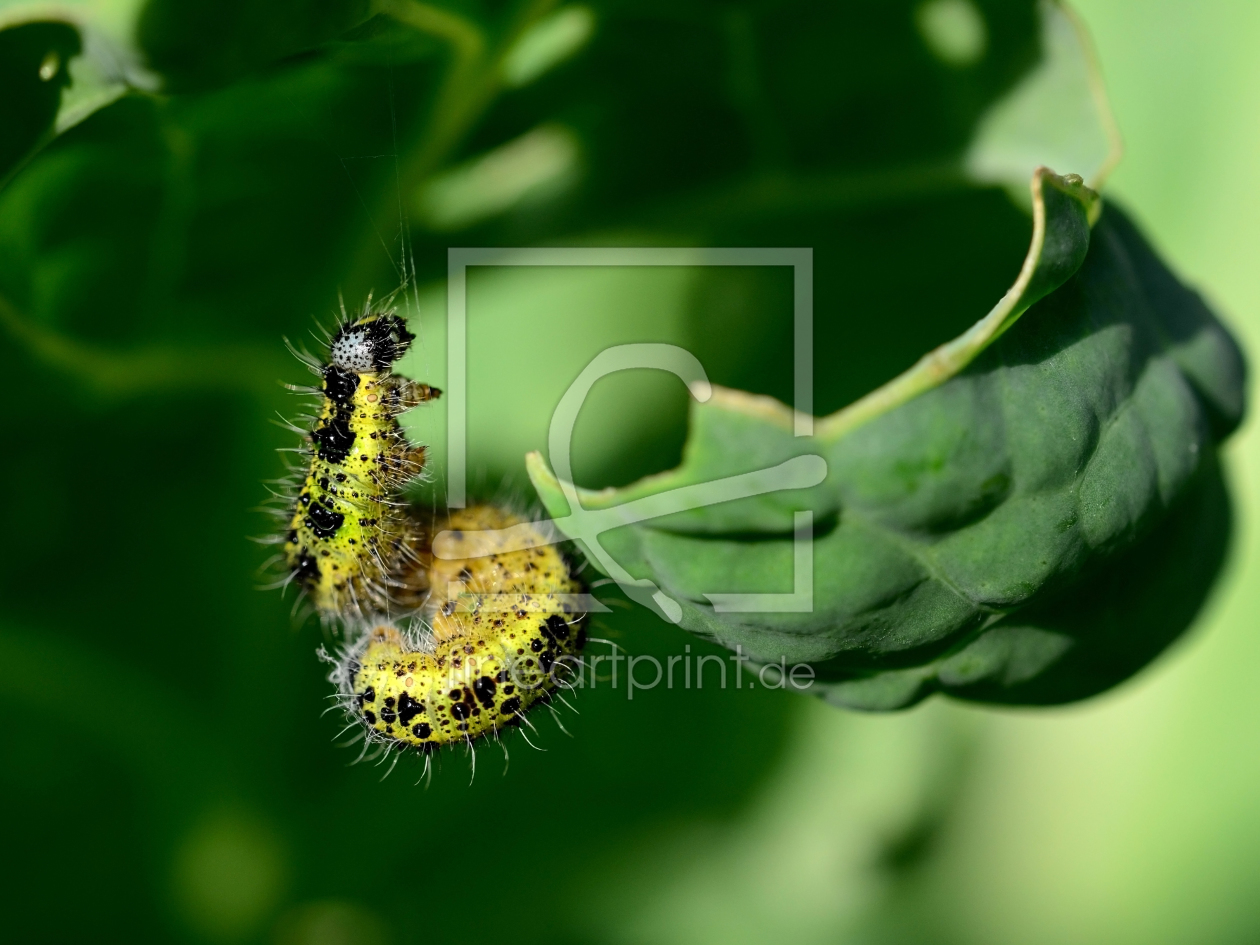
372,0,486,64
0,291,283,399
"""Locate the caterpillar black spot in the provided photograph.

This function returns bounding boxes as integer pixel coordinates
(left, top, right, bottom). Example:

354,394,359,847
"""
331,505,588,753
278,300,440,621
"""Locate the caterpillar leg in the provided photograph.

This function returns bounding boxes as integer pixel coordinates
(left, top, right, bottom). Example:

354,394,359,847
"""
396,380,442,408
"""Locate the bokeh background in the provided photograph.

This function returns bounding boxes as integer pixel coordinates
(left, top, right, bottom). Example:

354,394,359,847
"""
0,1,1257,942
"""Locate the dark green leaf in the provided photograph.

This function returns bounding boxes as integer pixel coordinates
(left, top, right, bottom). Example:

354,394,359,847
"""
0,0,159,184
0,21,80,182
530,172,1246,707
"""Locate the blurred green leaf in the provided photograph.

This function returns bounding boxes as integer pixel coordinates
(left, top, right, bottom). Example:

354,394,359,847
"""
0,0,382,185
965,0,1122,197
139,0,373,90
0,0,158,183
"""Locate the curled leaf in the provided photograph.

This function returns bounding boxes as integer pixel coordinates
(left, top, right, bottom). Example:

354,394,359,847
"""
530,168,1246,707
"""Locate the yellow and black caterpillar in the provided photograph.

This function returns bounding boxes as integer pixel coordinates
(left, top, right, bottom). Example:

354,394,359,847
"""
270,301,587,760
332,505,587,754
280,303,439,621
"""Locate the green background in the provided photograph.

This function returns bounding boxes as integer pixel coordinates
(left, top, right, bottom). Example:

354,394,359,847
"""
0,1,1257,942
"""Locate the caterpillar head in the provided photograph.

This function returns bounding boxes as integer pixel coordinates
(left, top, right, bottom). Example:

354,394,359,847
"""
329,312,416,372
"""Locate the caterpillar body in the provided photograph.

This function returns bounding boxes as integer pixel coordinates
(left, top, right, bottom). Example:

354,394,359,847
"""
270,304,588,761
282,305,440,621
334,505,588,752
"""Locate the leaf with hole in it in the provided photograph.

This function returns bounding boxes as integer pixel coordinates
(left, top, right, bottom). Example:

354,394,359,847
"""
0,0,157,184
528,168,1246,708
0,0,376,185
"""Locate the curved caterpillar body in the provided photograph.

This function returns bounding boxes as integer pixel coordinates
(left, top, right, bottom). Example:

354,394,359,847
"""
282,306,439,620
334,506,588,752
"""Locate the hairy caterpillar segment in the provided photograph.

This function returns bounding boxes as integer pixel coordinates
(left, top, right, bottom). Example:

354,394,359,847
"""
282,309,440,619
427,505,580,641
340,507,588,752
